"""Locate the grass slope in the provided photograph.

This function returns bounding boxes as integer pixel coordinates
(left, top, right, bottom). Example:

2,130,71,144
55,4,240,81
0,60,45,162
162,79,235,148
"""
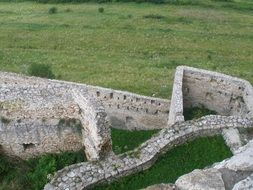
0,1,252,98
94,135,232,190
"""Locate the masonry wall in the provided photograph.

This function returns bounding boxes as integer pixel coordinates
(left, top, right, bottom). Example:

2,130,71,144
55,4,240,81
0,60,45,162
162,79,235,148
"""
182,67,251,117
0,72,170,159
0,72,171,130
0,118,83,159
73,90,112,161
168,67,184,126
85,86,170,130
0,73,114,160
45,115,253,190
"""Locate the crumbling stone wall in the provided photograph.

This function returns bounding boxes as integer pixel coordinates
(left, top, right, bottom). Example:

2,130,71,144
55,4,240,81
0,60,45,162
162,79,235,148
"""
183,66,252,117
168,67,184,126
44,115,253,190
86,86,170,130
0,73,113,160
0,71,170,160
0,72,170,131
72,90,112,161
0,66,252,190
0,118,83,159
168,66,253,125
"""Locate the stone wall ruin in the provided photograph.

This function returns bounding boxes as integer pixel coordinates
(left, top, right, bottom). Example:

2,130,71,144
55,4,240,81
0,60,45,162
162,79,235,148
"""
168,66,253,126
0,66,252,190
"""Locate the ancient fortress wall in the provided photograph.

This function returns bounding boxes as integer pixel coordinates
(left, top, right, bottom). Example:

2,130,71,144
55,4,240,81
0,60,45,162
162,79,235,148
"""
0,66,253,190
85,85,170,130
0,73,113,160
0,118,83,160
168,66,253,125
183,66,252,117
0,72,170,130
0,72,169,159
45,115,253,190
72,90,112,161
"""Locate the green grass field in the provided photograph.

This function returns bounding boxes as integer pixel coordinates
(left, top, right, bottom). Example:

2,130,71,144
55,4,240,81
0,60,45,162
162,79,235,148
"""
0,0,252,98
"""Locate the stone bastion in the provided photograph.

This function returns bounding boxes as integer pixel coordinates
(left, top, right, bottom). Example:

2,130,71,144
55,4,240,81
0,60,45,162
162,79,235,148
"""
0,66,253,190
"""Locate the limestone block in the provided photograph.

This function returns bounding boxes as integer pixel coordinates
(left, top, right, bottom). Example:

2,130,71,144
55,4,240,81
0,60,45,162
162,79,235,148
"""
143,183,177,190
214,139,253,172
175,168,225,190
222,128,242,154
232,173,253,190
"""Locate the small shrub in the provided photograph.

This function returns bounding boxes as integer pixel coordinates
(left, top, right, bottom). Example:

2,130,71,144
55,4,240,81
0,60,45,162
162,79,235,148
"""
65,8,72,12
127,14,132,19
0,116,11,124
98,7,104,13
48,7,57,14
143,14,166,20
28,63,55,79
184,106,217,121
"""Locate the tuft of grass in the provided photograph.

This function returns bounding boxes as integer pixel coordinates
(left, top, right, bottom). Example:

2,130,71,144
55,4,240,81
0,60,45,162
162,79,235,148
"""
0,116,11,124
143,14,166,20
28,63,55,79
64,8,72,12
48,7,57,14
94,135,232,190
98,7,104,13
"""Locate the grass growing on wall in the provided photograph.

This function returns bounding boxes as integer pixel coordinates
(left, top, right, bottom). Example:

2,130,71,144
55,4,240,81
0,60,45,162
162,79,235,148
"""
111,128,159,154
93,135,232,190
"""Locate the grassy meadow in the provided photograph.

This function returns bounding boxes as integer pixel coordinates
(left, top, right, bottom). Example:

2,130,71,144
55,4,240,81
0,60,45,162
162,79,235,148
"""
0,0,252,98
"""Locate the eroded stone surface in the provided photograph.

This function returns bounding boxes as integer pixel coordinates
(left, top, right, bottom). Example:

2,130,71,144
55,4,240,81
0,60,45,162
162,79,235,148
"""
214,139,253,171
232,173,253,190
143,183,177,190
222,128,242,153
175,169,225,190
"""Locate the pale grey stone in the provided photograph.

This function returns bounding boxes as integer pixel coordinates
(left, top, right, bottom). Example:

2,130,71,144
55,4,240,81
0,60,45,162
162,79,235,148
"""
175,169,225,190
232,173,253,190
